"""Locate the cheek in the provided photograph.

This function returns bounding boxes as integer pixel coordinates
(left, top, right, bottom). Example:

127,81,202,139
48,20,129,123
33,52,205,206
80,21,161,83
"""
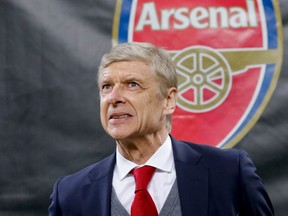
100,102,107,124
141,97,164,118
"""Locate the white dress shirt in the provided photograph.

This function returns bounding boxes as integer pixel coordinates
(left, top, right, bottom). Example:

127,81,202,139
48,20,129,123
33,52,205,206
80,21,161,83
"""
112,135,176,214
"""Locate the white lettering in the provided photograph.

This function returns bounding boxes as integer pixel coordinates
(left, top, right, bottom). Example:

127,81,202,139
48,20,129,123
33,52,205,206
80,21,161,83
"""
174,8,190,29
190,7,209,29
209,7,229,28
135,2,160,31
135,0,258,31
247,0,257,27
161,9,176,30
230,7,248,28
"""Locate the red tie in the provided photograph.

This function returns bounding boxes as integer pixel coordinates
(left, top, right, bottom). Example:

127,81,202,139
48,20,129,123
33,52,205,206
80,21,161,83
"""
131,166,158,216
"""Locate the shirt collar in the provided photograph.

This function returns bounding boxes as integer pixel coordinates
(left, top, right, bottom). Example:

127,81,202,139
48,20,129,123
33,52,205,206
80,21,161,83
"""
115,135,174,180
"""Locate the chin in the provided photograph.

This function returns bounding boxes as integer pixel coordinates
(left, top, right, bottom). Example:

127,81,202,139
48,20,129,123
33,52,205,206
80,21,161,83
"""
107,130,131,140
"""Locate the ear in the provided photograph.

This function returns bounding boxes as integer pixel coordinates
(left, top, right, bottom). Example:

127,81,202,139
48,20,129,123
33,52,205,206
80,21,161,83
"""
163,87,177,115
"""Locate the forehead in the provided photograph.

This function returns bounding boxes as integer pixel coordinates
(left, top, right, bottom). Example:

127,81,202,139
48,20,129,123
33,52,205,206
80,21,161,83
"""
99,60,154,81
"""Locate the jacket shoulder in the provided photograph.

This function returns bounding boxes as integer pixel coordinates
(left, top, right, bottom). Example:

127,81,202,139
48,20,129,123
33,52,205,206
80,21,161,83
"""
59,153,115,187
173,138,246,170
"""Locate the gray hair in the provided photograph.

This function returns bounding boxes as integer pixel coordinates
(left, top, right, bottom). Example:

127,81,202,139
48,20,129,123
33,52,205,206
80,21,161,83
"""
98,42,178,132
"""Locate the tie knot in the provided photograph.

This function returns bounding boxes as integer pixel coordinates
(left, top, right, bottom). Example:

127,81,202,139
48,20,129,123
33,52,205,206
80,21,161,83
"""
132,166,156,191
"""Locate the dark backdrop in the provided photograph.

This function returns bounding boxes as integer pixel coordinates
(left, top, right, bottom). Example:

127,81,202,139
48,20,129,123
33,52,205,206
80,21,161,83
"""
0,0,287,215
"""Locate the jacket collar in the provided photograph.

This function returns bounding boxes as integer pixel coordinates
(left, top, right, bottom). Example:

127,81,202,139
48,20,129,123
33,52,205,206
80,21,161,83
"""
171,137,209,216
82,153,116,216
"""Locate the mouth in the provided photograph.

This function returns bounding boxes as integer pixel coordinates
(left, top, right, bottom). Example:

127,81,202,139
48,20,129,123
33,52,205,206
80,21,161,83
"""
109,113,132,120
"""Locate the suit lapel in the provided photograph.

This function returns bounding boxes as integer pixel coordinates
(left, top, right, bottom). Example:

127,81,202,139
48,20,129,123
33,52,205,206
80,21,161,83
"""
82,153,116,216
172,138,209,216
80,137,208,216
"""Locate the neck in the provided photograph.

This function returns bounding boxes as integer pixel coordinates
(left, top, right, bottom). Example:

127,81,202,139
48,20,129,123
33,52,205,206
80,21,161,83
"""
116,132,169,165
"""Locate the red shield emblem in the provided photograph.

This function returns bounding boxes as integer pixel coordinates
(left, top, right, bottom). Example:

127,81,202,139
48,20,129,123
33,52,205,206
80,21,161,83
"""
113,0,283,148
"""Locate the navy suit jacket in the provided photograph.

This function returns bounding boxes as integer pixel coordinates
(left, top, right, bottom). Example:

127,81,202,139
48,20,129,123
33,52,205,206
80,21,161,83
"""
48,137,274,216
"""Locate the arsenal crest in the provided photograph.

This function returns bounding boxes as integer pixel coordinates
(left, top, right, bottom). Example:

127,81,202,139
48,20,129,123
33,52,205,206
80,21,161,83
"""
112,0,283,148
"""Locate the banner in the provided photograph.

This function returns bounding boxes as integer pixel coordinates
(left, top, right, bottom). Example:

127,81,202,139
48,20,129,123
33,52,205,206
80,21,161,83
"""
113,0,283,148
0,0,287,215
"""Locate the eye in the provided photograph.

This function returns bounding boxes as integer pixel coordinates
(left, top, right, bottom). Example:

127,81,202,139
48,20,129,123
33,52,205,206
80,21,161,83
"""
101,84,112,91
128,82,139,88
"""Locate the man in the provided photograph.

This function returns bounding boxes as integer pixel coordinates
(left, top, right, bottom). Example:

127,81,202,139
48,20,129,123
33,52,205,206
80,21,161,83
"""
48,42,274,215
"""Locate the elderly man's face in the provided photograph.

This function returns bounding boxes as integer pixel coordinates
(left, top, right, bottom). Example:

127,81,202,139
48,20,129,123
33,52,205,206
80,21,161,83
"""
98,61,168,140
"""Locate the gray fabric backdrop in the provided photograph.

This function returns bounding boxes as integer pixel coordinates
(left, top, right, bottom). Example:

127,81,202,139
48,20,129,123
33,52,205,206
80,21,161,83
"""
0,0,287,215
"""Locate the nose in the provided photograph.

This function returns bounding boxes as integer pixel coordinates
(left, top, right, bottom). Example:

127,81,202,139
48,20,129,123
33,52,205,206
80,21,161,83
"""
107,85,126,105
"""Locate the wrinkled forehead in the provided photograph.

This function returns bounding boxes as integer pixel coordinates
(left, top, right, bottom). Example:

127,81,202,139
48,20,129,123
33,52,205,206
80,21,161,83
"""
98,60,156,84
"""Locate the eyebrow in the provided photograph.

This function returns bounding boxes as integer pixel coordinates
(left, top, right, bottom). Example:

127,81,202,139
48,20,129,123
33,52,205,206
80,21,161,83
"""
124,76,142,81
124,76,147,86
